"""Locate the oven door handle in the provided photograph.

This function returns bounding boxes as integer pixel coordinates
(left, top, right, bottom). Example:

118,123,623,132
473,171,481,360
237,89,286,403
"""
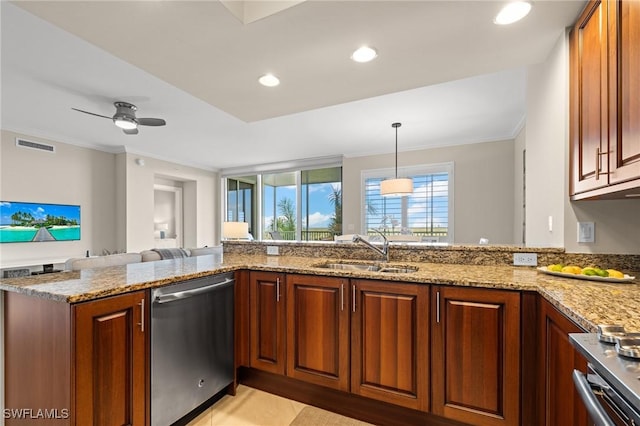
154,278,234,304
572,369,616,426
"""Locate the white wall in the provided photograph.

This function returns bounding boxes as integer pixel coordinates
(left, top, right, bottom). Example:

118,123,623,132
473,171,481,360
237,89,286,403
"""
0,130,117,265
513,126,526,244
0,134,220,265
343,139,516,245
525,32,640,253
525,33,567,248
122,153,218,252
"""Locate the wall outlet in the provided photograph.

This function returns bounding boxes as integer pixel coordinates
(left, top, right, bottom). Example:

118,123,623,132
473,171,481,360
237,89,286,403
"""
513,253,538,266
266,246,279,256
577,222,595,243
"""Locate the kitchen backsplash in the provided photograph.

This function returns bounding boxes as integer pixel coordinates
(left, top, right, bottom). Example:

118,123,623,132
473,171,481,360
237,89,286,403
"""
223,241,640,272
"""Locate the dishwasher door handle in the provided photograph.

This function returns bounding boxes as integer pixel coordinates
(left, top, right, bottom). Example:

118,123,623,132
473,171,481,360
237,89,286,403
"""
154,278,234,304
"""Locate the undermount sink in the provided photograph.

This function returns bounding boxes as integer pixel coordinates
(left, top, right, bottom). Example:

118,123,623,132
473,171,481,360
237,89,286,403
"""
315,262,418,274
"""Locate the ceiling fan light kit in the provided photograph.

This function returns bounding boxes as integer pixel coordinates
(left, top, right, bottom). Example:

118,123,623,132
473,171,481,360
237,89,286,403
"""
381,122,413,197
72,101,166,135
114,117,137,130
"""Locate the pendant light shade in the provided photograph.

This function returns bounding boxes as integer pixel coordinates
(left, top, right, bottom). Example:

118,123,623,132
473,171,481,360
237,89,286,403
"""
381,122,413,197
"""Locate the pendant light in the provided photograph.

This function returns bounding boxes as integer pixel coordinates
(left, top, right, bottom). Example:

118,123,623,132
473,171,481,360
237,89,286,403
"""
380,122,413,196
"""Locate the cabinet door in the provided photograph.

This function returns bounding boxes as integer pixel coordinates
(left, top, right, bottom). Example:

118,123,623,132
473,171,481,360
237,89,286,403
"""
431,286,520,426
351,280,429,411
539,298,589,426
249,271,286,374
609,0,640,185
570,0,610,196
74,290,147,426
286,274,350,391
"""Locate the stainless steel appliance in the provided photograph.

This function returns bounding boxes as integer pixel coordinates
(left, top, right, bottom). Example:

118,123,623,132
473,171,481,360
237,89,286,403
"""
151,272,235,426
570,332,640,426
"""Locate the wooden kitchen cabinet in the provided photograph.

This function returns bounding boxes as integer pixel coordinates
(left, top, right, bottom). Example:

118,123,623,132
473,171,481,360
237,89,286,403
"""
431,286,521,426
249,271,287,374
73,290,147,426
4,289,148,426
538,298,589,426
608,0,640,187
569,0,610,196
350,279,429,411
285,274,350,391
570,0,640,199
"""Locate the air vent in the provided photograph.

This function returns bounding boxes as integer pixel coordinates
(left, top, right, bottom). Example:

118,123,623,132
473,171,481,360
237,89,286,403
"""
15,138,56,153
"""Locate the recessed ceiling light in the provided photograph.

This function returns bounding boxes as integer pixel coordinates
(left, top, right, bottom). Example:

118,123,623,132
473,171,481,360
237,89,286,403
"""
351,46,378,63
494,1,532,25
259,74,280,87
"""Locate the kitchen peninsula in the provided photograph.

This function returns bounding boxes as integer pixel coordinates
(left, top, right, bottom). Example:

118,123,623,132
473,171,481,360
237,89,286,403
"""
3,242,639,426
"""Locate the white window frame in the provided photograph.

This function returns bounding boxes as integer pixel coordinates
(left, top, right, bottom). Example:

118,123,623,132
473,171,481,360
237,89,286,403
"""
361,162,455,243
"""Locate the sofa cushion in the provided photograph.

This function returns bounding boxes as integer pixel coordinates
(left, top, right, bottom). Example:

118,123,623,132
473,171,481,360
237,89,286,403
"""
140,250,162,262
65,252,142,271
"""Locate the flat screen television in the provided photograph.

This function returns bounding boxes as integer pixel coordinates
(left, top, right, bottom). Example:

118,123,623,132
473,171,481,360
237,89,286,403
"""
0,201,80,243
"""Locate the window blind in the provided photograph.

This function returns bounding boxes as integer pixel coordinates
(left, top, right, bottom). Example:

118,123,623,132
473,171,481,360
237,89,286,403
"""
364,172,449,237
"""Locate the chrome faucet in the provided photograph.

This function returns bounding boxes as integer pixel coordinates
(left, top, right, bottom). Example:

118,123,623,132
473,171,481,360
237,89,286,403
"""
352,229,390,262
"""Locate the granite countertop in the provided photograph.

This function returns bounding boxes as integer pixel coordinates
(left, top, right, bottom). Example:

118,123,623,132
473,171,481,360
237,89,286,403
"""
1,253,638,332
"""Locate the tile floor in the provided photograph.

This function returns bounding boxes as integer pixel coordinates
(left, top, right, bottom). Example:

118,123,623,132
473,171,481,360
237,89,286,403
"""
187,385,307,426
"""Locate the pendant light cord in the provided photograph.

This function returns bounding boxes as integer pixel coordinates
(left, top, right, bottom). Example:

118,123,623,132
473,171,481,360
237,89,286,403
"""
392,122,401,179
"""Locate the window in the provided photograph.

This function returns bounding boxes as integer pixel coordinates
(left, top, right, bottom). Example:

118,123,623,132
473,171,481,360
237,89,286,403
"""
301,168,342,241
226,176,256,237
224,165,342,241
362,163,453,242
262,172,297,240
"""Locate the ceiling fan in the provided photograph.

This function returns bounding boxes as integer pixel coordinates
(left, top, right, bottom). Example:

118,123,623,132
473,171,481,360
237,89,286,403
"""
72,101,166,135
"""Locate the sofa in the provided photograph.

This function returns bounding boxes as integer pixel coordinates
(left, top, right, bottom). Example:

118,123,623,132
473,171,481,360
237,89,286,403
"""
65,246,222,271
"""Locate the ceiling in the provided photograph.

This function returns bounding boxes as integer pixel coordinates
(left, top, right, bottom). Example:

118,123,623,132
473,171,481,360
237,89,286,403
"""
1,1,585,172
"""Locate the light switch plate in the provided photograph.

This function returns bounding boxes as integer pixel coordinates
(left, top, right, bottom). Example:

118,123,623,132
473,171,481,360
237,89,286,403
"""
577,222,595,243
266,246,279,256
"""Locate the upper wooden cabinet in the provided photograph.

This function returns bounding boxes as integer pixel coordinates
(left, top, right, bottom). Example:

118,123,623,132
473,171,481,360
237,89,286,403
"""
608,0,640,187
570,0,640,199
431,286,521,426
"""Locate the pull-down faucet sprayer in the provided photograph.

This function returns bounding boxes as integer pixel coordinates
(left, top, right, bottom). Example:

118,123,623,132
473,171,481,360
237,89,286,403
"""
352,229,390,262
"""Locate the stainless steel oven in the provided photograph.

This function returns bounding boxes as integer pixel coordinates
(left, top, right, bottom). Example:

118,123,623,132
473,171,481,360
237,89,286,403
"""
573,366,640,426
571,332,640,426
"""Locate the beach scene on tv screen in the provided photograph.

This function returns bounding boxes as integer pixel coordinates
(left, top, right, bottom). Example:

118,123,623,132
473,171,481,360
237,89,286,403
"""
0,201,80,243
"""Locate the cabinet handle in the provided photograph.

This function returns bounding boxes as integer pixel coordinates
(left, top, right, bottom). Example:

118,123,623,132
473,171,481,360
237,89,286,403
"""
352,284,356,312
276,278,281,302
436,291,440,323
137,298,145,332
340,282,344,311
595,147,610,180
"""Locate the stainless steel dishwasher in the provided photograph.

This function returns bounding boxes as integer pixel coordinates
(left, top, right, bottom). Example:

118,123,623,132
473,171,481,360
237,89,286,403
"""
151,272,234,426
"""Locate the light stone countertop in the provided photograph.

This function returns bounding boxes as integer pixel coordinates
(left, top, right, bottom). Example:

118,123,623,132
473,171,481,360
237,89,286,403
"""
1,253,638,333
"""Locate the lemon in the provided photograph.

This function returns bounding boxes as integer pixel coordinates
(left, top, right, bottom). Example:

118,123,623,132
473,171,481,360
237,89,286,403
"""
606,269,625,279
547,264,563,272
561,265,582,274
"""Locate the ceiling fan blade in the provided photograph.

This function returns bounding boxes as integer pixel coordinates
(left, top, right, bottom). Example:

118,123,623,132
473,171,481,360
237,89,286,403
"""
137,118,166,126
71,108,112,120
123,128,139,135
